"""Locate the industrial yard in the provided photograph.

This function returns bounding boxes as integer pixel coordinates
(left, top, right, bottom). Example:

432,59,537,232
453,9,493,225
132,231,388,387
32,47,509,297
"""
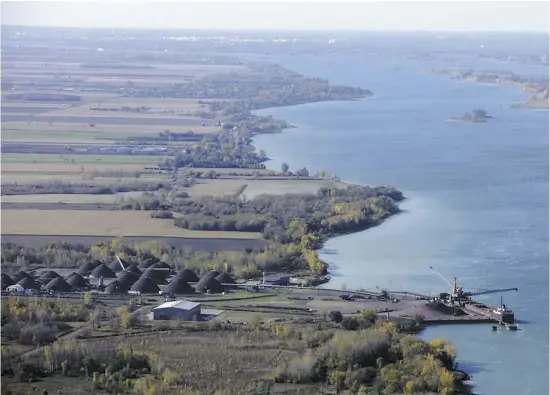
1,258,518,327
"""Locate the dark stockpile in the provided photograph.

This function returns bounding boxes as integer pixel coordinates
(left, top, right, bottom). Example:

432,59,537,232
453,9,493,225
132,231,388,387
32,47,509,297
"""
64,271,78,279
12,270,32,283
130,277,160,294
194,277,224,294
105,280,130,294
165,277,195,294
45,277,73,292
124,263,142,275
202,270,220,281
150,261,172,271
90,264,117,279
142,268,169,284
215,272,236,285
66,273,88,289
175,268,199,283
138,257,159,269
1,273,14,290
116,271,140,287
77,261,101,275
39,270,62,283
107,257,129,273
16,276,41,290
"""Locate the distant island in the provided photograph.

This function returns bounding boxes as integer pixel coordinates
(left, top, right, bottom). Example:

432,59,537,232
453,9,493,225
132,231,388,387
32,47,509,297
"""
513,88,549,109
451,109,492,123
428,68,549,110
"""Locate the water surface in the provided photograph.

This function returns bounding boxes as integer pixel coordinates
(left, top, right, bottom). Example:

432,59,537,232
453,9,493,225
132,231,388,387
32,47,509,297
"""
253,54,549,395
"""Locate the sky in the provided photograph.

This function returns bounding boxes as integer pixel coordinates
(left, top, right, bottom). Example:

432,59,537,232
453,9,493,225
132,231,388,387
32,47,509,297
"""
1,1,549,32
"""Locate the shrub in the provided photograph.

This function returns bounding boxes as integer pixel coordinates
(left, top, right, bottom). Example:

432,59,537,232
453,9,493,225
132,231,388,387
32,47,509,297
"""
329,311,343,323
19,324,58,345
150,211,173,219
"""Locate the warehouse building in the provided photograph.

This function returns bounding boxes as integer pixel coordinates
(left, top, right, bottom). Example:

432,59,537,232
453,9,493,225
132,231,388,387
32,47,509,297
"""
152,300,201,321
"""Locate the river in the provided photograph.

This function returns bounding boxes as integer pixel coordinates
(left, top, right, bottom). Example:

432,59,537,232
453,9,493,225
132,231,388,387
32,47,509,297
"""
253,54,549,395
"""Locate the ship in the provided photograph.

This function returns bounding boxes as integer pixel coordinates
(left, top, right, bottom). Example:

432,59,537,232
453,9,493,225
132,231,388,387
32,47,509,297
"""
428,269,518,324
489,297,515,324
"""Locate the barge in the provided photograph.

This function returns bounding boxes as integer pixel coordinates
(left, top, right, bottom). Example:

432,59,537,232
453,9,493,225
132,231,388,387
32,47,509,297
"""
427,276,518,324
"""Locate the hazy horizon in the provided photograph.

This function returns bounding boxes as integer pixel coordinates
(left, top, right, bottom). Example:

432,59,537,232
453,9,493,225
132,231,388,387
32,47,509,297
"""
2,1,549,33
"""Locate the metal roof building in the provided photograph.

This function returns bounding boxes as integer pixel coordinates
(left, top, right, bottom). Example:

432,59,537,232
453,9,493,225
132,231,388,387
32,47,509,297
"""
152,300,201,321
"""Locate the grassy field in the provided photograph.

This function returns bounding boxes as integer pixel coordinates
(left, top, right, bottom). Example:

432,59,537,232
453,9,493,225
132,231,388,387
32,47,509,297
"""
1,192,144,204
1,210,262,239
186,179,248,197
1,172,170,185
243,179,347,199
2,375,111,395
2,153,168,164
1,122,216,141
1,54,339,247
179,178,347,198
1,153,169,183
1,128,159,144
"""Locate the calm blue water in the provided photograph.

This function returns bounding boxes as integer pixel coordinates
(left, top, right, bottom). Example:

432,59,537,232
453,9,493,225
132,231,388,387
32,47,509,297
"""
254,55,549,395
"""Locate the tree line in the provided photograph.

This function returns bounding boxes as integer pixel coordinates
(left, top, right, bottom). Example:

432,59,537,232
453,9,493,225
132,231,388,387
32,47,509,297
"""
117,184,404,245
1,238,323,278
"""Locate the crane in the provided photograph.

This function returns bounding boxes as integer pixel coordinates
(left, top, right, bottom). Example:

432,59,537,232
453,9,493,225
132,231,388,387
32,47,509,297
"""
116,255,126,271
463,287,518,297
429,266,518,300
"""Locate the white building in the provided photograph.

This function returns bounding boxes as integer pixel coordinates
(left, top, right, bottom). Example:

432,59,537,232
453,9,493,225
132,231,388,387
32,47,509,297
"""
152,300,201,321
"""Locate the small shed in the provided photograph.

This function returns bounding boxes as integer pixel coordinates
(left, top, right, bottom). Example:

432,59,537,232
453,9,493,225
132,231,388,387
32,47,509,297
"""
6,284,24,293
152,300,201,321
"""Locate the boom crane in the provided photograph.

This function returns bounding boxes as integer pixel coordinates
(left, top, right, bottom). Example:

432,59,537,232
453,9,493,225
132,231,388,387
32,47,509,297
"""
116,255,125,271
429,266,517,300
464,288,518,297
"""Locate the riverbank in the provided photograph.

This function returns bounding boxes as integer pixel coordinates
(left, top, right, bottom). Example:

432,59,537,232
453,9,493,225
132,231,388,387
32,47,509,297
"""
427,68,549,109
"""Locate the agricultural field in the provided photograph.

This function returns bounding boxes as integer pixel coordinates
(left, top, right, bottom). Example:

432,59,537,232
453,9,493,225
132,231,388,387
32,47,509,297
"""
243,179,347,199
1,210,263,239
1,192,143,204
1,28,355,255
1,153,170,184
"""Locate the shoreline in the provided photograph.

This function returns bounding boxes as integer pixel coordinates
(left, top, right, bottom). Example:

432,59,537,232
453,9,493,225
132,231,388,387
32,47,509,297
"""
250,103,405,286
426,68,549,109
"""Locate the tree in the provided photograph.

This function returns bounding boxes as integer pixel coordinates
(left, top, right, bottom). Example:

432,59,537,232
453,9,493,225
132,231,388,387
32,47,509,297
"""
281,162,289,174
329,311,343,323
258,150,267,160
90,308,101,331
43,346,53,372
83,292,93,306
